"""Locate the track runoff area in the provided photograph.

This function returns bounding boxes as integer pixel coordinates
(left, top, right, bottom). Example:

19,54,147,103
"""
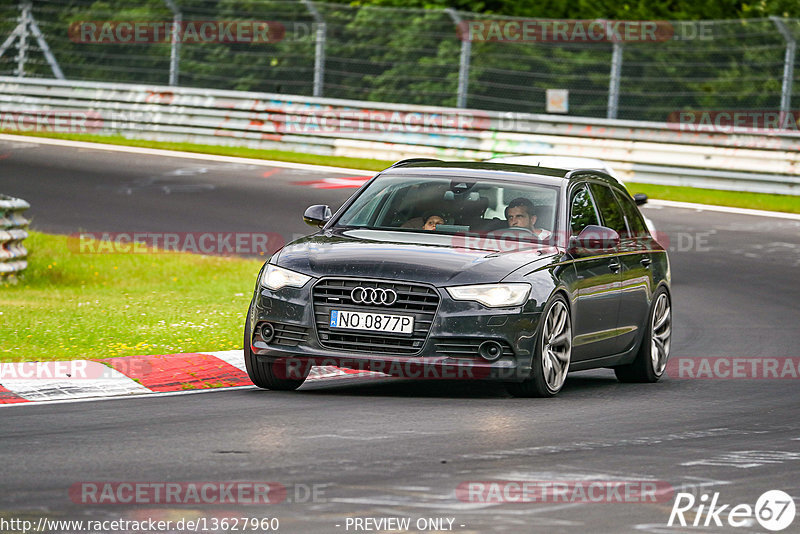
0,135,798,533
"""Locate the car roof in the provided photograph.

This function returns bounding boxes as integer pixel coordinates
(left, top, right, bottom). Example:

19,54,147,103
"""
486,154,606,165
486,155,619,177
488,155,606,167
379,161,570,187
379,160,624,191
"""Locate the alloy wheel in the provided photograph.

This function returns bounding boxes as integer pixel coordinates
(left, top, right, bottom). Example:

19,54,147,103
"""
541,299,572,392
650,292,672,375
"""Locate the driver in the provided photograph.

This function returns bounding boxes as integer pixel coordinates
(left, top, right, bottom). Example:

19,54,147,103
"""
505,197,552,239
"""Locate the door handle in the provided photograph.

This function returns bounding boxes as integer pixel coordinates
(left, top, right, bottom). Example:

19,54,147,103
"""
640,257,652,267
608,260,621,272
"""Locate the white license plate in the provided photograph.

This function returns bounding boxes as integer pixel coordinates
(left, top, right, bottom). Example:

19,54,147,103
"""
330,310,414,334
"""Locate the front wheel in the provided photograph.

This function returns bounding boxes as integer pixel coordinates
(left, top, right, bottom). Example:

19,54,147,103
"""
614,288,672,383
506,294,572,398
244,303,308,391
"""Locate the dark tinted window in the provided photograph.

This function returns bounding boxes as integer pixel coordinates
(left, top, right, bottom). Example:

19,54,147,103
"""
335,174,560,238
613,189,649,238
570,185,600,235
589,183,627,235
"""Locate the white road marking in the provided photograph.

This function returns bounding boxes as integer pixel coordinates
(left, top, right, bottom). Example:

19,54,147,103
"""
680,450,800,468
0,133,366,174
0,361,149,401
458,428,768,460
0,384,257,408
201,350,247,372
645,199,800,220
301,434,391,441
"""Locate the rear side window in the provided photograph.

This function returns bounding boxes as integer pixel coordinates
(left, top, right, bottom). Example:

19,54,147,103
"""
570,185,600,235
589,183,627,235
613,189,649,238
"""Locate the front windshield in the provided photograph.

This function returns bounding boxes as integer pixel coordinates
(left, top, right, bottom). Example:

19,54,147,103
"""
335,174,560,241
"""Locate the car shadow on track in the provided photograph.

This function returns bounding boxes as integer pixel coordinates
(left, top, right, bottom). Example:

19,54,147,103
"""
243,369,665,399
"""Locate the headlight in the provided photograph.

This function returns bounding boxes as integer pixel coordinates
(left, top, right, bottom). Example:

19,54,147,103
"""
260,264,311,290
446,283,530,307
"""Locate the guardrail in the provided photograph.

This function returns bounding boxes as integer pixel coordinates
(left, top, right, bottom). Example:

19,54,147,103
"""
1,77,798,195
0,194,30,281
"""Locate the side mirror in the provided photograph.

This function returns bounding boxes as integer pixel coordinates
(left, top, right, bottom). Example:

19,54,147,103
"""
303,205,332,228
569,225,620,256
633,193,648,206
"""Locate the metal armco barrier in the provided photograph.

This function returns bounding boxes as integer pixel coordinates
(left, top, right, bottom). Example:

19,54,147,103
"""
1,77,799,195
0,194,30,280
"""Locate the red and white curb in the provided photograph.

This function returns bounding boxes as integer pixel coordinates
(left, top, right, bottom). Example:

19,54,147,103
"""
0,351,385,405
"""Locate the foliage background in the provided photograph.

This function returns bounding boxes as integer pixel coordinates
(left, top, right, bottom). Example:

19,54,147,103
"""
1,1,798,120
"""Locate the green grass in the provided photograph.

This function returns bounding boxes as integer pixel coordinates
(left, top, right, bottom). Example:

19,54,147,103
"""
1,130,396,172
627,182,800,214
5,131,799,213
0,231,263,362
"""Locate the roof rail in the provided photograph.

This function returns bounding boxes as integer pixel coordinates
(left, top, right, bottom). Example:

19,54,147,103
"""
389,158,442,168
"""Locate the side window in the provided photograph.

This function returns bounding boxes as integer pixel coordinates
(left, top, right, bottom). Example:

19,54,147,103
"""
570,185,600,235
589,183,627,235
613,189,649,238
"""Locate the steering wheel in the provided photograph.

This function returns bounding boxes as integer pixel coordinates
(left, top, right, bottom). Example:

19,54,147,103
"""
487,227,534,237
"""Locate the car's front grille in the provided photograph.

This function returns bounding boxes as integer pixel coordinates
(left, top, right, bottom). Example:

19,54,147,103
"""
272,323,309,347
312,278,439,355
434,338,515,359
255,321,309,347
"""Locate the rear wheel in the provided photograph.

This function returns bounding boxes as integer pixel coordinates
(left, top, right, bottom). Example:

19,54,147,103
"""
614,288,672,383
506,294,572,398
244,303,308,391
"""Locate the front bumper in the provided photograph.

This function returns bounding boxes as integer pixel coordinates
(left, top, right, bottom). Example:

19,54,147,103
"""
249,279,543,382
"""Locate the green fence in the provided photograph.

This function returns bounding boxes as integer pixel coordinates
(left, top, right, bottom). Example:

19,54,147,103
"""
1,1,799,122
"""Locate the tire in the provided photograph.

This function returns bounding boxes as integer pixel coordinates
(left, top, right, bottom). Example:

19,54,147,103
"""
506,294,572,398
244,302,308,391
614,287,672,383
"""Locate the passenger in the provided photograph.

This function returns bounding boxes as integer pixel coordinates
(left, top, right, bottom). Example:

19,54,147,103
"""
505,197,552,239
422,212,446,231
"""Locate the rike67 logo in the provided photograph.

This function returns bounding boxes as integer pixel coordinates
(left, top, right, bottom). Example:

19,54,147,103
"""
668,490,795,531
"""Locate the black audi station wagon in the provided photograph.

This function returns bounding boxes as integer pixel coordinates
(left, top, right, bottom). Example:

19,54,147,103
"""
245,160,671,397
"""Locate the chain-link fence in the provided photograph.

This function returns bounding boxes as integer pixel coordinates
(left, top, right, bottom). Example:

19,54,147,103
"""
1,0,799,122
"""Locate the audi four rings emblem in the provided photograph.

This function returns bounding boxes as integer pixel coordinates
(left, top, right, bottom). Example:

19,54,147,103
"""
351,287,398,306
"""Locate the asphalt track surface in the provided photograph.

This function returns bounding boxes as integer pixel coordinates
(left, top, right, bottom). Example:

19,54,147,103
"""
2,138,800,533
